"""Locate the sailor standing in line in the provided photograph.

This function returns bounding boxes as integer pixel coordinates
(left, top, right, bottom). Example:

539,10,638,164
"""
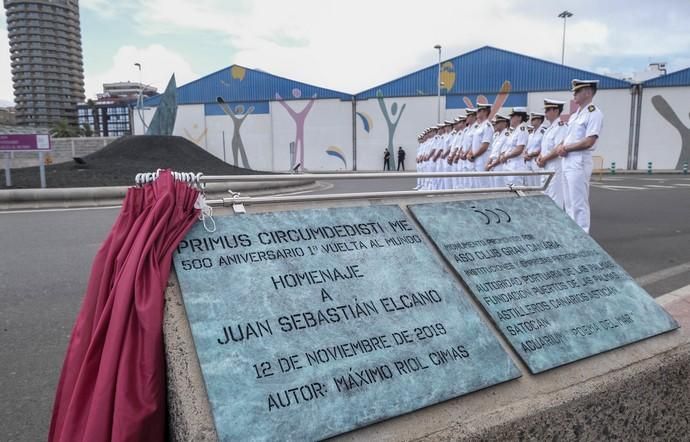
414,132,425,190
537,99,568,208
444,120,458,190
557,79,604,233
424,126,442,190
458,109,476,189
500,107,529,187
467,104,493,188
448,116,466,189
523,112,548,187
420,128,432,190
437,121,454,189
485,113,510,188
414,131,426,190
430,123,448,190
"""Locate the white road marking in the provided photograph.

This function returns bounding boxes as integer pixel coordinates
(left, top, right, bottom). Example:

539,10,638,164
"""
593,184,647,191
637,261,690,287
645,184,676,189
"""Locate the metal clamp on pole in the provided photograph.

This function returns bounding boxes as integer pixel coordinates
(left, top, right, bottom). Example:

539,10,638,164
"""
229,191,246,214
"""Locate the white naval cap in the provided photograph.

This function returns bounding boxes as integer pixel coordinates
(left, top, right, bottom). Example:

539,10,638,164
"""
571,79,599,92
443,120,454,125
454,115,466,123
494,113,509,121
509,106,528,116
530,112,545,119
476,103,492,111
543,99,566,109
465,107,477,114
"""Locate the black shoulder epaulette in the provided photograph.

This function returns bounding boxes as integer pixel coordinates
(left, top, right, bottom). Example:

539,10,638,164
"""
558,121,565,126
540,128,546,134
520,126,525,131
588,104,596,112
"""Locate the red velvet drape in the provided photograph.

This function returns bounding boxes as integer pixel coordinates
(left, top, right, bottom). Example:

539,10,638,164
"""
49,171,199,442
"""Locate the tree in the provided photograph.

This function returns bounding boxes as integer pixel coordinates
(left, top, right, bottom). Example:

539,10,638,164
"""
87,99,101,136
50,119,77,138
80,123,93,137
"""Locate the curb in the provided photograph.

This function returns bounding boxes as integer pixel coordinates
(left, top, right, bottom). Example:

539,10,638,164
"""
0,179,317,210
657,283,690,306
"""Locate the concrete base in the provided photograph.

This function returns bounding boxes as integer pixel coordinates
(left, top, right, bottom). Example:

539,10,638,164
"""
162,200,690,441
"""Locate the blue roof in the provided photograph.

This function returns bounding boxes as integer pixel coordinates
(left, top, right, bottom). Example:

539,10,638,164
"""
145,64,352,106
642,67,690,87
356,46,631,99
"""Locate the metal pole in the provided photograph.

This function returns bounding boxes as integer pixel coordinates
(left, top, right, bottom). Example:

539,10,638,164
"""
201,170,552,182
434,44,442,123
558,11,573,65
4,152,11,187
561,18,566,64
207,180,551,208
134,62,147,133
38,151,46,188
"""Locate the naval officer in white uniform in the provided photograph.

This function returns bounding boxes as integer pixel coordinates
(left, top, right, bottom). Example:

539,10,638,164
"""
467,103,493,188
537,99,568,208
557,79,604,233
485,113,511,188
501,107,529,187
524,112,548,187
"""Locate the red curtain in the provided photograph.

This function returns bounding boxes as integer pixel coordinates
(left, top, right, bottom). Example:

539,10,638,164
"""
49,171,200,442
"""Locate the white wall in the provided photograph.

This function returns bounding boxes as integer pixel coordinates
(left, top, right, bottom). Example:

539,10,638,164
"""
528,89,632,169
131,107,155,135
638,86,690,169
270,98,353,172
172,105,207,149
205,113,273,171
355,96,440,170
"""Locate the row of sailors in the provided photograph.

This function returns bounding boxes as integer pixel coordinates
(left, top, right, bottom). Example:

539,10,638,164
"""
415,100,568,207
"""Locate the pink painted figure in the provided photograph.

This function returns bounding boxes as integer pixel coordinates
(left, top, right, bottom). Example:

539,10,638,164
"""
275,88,317,170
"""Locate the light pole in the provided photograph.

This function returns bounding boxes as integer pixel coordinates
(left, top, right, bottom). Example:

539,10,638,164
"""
434,44,442,123
558,11,573,65
134,62,147,133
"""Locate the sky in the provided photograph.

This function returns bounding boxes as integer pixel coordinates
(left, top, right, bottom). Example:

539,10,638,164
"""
1,0,690,105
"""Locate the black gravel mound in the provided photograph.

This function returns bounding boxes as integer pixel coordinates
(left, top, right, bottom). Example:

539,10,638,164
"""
2,135,269,189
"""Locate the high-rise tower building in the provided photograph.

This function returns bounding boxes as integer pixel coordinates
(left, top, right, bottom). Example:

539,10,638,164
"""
4,0,85,127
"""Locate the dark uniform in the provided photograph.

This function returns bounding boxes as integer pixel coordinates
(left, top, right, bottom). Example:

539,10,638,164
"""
397,147,406,170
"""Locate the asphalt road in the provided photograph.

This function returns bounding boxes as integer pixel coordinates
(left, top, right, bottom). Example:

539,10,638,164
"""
1,174,689,441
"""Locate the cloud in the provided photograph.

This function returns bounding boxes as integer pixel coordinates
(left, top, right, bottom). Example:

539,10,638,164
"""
3,0,690,103
98,0,675,92
80,0,140,18
85,44,199,98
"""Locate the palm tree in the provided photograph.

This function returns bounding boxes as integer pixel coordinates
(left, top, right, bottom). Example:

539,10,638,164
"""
87,99,101,136
50,119,77,138
80,123,93,137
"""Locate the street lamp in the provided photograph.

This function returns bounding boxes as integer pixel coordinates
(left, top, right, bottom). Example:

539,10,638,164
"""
134,62,147,132
434,44,442,123
558,11,573,65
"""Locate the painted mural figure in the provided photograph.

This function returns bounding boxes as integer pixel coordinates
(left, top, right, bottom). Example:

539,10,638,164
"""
652,95,690,169
216,97,254,169
275,89,317,170
376,91,406,161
